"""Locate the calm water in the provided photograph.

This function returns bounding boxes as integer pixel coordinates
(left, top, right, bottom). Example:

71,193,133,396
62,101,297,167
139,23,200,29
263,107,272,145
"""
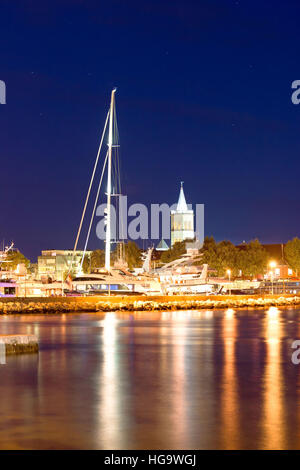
1,307,300,449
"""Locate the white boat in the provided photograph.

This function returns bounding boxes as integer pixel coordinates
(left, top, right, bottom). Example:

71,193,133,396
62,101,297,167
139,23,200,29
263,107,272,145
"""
72,269,162,296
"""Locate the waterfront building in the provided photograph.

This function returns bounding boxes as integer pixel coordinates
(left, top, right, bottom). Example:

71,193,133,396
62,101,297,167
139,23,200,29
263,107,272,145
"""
171,182,194,246
237,242,295,279
15,280,66,297
262,244,294,278
37,250,92,282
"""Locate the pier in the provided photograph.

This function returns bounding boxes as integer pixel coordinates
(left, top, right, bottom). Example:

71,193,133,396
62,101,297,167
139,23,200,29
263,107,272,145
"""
0,335,38,354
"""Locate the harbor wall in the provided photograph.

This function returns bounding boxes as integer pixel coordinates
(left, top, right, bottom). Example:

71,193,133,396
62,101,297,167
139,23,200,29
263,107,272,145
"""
0,335,38,354
0,294,300,313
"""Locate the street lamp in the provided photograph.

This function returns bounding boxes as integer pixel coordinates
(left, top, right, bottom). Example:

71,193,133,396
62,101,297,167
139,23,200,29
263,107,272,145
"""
269,261,277,295
226,269,231,295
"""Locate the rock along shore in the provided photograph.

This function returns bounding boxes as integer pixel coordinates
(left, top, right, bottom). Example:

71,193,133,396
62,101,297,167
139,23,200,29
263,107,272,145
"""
0,294,300,314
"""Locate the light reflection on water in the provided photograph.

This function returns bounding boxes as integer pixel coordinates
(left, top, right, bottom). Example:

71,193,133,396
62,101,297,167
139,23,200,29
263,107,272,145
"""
0,308,300,449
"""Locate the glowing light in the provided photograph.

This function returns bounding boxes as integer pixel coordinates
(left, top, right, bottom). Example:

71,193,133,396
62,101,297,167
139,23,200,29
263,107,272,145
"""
204,310,213,318
267,306,280,317
103,312,117,346
170,311,191,321
226,308,235,318
269,261,277,269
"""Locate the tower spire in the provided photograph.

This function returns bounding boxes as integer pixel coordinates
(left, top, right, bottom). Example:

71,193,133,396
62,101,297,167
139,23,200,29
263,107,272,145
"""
177,181,188,212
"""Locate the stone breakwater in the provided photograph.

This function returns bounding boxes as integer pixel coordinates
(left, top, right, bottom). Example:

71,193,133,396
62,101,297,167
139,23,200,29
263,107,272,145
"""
0,335,38,354
0,295,300,313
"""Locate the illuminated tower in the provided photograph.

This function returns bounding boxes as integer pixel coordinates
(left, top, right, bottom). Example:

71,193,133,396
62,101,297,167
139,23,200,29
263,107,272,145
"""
171,182,194,246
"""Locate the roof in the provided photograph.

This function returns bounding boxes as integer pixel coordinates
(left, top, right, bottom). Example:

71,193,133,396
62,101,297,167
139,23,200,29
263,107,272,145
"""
40,250,92,257
176,182,188,212
156,239,169,251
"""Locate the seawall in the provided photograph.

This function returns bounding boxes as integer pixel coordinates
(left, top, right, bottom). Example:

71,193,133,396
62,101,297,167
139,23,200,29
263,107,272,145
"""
0,294,300,313
0,335,39,354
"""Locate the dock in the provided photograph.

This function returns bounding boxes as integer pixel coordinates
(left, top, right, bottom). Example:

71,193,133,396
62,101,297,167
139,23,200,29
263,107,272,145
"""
0,334,39,355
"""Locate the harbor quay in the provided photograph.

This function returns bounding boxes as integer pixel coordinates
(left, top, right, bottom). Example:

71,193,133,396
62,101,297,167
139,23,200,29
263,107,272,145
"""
0,334,38,355
1,293,300,314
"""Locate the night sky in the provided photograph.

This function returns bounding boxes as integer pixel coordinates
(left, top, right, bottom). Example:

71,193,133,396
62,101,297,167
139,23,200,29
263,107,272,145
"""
1,0,300,261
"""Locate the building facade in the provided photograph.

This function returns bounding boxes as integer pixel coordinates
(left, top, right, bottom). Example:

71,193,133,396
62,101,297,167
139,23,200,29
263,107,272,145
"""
171,183,194,246
37,250,92,281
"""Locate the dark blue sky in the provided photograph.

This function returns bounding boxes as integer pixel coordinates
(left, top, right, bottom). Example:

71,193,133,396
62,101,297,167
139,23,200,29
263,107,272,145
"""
1,0,300,261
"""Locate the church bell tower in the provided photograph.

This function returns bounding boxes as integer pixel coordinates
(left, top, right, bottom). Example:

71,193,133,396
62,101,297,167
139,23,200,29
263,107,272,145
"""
171,182,194,246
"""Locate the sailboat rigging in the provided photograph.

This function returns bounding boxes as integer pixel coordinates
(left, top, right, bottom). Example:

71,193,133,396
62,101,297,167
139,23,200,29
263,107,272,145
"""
70,88,121,274
67,89,162,295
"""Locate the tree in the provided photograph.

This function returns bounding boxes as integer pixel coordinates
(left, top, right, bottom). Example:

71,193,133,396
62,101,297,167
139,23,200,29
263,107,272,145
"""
160,241,186,264
200,236,217,268
80,249,105,274
5,250,30,270
200,237,268,278
81,243,142,272
237,239,268,278
125,241,141,269
201,237,237,276
90,250,105,270
215,240,238,276
81,254,91,274
285,238,300,275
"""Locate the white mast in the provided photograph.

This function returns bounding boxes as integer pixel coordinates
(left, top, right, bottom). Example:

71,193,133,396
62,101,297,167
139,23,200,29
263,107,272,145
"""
105,88,117,271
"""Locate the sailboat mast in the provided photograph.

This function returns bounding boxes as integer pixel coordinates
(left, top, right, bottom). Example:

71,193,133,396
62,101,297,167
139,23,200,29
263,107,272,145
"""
105,88,116,271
